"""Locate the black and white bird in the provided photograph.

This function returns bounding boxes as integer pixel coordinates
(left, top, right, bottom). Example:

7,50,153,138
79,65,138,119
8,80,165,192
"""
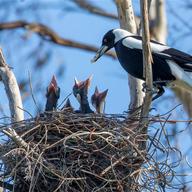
73,76,94,114
45,75,60,111
91,29,192,100
91,87,108,114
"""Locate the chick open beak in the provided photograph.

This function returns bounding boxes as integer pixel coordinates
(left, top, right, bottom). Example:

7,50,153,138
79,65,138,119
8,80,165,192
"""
91,45,109,63
48,75,57,93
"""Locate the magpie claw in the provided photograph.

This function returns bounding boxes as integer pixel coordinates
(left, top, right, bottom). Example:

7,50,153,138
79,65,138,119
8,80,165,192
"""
142,83,165,101
142,83,157,94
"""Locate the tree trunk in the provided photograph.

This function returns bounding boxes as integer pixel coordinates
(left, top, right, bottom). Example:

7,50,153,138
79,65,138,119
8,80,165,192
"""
150,0,167,43
115,0,145,114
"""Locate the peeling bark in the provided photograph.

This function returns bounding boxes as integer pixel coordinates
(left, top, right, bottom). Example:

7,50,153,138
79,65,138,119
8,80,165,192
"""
0,49,28,153
0,49,24,122
115,0,145,113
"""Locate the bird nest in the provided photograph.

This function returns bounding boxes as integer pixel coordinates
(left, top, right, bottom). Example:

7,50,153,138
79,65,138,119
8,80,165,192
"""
0,109,180,191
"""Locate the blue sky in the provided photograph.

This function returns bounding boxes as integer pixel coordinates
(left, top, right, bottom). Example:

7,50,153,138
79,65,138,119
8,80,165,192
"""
0,0,191,117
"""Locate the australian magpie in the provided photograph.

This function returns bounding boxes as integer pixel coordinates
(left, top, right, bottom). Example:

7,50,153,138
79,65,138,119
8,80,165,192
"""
91,29,192,100
45,75,60,111
91,87,108,113
73,76,94,113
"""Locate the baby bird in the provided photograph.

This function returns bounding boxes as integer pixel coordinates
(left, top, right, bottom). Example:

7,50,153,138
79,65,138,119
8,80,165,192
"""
91,87,108,113
62,98,74,111
73,76,93,114
45,75,60,111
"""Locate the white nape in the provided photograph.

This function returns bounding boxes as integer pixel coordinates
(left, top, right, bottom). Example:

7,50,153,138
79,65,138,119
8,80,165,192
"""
113,29,133,43
122,36,169,53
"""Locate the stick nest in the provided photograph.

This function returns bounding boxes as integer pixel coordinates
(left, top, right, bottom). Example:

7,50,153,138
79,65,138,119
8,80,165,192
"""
0,110,179,191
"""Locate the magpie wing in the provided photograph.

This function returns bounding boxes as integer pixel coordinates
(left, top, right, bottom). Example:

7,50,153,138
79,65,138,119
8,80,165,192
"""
125,36,192,72
159,48,192,72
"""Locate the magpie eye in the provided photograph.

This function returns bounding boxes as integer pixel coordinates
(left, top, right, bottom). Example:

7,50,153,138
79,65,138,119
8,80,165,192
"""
103,38,107,43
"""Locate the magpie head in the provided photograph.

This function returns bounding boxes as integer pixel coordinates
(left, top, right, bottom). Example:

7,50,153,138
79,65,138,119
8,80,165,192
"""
91,29,131,63
73,76,92,103
46,75,60,99
91,86,108,113
91,29,115,62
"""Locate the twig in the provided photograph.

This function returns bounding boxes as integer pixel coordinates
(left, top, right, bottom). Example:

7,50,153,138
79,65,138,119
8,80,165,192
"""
28,70,40,113
0,21,116,59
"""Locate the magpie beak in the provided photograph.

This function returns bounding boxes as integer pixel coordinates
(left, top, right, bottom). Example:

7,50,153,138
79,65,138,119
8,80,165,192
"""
91,45,109,63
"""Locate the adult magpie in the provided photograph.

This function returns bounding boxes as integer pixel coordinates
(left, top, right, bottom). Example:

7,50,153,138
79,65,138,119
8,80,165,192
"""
45,75,60,111
73,76,94,114
91,87,108,113
91,29,192,100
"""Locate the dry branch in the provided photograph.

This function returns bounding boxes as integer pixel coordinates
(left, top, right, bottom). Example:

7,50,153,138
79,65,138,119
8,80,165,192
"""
74,0,142,25
139,0,153,149
0,49,29,191
0,49,24,122
74,0,118,20
0,21,116,59
0,49,29,148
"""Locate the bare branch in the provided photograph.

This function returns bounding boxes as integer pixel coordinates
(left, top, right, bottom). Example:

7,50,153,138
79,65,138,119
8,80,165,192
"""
0,49,29,150
139,0,153,130
0,49,24,122
0,21,116,59
74,0,118,20
74,0,141,25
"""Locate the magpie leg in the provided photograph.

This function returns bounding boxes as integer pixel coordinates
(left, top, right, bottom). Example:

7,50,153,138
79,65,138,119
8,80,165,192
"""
142,83,165,101
142,82,158,94
152,86,165,101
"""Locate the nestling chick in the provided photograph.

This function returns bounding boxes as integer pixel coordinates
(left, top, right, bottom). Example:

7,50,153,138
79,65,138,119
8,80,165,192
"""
91,87,108,113
45,75,60,111
73,76,93,114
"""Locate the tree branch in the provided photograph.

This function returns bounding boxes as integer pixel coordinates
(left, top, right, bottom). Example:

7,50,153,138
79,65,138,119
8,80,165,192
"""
0,49,24,122
0,49,30,149
0,21,116,59
139,0,153,143
74,0,118,20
